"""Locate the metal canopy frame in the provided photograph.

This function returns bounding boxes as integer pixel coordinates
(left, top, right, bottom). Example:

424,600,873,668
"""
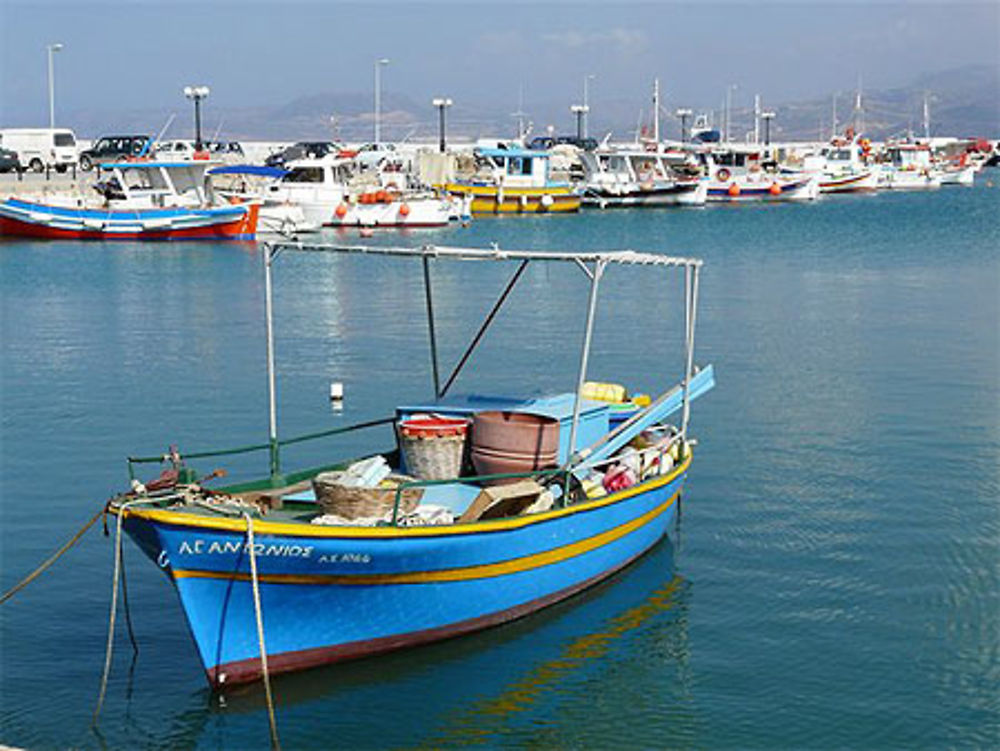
261,241,703,483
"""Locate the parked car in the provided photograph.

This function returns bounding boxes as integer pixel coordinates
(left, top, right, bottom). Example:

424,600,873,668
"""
153,139,198,160
0,147,20,173
78,135,151,171
527,135,598,151
0,128,78,172
352,142,398,171
264,141,339,168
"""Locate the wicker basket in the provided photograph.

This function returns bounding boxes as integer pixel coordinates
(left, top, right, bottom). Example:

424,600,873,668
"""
312,471,422,520
398,417,469,481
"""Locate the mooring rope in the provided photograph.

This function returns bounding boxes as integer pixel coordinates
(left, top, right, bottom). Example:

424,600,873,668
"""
245,513,281,751
93,499,140,726
0,507,104,606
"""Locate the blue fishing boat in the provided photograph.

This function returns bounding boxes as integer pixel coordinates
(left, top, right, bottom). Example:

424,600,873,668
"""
106,242,714,689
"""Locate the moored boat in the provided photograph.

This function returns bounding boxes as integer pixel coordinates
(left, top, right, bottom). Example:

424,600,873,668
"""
445,148,581,213
0,161,260,240
695,147,820,202
106,242,713,688
579,148,707,208
819,138,878,193
876,143,941,190
264,156,459,228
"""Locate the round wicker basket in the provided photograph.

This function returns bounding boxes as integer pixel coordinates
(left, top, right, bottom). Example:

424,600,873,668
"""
311,471,422,520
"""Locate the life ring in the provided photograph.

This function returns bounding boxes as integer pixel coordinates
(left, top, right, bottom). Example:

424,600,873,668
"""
716,168,731,182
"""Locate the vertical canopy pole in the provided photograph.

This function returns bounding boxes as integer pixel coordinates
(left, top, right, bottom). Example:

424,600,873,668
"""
568,260,605,461
263,244,282,483
681,263,700,442
422,255,441,397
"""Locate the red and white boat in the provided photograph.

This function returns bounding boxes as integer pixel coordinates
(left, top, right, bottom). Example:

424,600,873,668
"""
0,160,259,240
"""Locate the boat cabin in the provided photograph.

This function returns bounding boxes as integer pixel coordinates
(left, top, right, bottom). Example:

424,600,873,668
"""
885,144,933,169
95,161,219,207
474,147,560,188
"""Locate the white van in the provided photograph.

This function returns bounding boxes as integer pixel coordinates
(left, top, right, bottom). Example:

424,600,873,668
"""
0,128,78,172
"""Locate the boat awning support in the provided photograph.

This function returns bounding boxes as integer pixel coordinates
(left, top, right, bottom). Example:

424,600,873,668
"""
681,262,701,441
438,258,529,399
567,258,605,461
422,255,442,397
263,244,285,486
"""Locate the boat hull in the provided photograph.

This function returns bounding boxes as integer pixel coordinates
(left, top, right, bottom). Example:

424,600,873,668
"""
445,183,581,214
121,460,688,687
706,175,819,202
0,198,259,240
582,181,707,208
819,170,878,193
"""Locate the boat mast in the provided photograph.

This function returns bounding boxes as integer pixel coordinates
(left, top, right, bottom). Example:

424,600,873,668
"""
652,79,661,145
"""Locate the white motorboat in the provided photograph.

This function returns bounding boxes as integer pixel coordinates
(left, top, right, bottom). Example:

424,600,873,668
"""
877,143,941,190
267,156,459,228
579,148,707,208
696,147,820,202
819,139,878,193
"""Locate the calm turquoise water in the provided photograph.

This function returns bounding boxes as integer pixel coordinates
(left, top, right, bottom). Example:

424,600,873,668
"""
2,181,998,749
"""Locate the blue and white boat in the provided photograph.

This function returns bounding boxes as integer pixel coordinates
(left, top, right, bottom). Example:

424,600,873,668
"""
107,242,714,688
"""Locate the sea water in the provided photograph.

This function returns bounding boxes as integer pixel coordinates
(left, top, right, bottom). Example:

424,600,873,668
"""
1,181,997,749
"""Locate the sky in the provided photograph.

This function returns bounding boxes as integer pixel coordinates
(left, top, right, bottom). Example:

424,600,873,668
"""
1,0,997,132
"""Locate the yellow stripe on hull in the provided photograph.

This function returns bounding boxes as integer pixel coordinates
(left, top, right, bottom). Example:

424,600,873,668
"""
170,490,678,586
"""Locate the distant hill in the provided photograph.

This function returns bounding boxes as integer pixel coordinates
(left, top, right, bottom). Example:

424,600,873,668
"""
56,64,999,143
759,65,999,142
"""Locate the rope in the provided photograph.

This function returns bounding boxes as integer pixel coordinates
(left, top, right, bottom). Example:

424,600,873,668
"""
0,507,104,605
93,499,140,726
245,513,281,750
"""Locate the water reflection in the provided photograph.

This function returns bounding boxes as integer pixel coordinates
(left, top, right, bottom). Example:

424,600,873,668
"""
200,537,692,750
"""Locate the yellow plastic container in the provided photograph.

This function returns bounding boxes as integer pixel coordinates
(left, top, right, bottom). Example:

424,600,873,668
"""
581,381,627,403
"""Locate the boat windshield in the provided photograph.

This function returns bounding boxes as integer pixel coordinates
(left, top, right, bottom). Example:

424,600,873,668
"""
283,167,326,184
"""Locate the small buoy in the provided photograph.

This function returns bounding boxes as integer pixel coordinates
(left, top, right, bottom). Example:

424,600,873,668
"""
540,194,554,208
329,382,344,401
335,203,348,218
359,227,374,238
727,183,741,197
398,202,410,217
769,183,782,196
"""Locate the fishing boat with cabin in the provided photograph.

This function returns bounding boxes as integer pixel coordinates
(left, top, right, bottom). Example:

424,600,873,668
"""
0,160,260,240
445,148,581,213
105,241,713,688
579,147,707,208
695,146,820,202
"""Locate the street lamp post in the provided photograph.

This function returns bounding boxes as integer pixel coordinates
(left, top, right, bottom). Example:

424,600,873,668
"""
582,74,596,138
432,97,452,153
761,111,775,146
570,105,588,141
183,86,210,151
47,43,63,129
675,108,693,143
374,58,390,146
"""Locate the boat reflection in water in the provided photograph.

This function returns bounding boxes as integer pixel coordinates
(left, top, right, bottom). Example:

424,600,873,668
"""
209,537,694,750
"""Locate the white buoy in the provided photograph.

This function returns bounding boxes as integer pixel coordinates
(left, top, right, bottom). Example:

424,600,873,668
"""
330,381,344,401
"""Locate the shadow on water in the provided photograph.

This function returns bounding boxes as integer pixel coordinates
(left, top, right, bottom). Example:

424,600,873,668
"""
197,536,695,749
